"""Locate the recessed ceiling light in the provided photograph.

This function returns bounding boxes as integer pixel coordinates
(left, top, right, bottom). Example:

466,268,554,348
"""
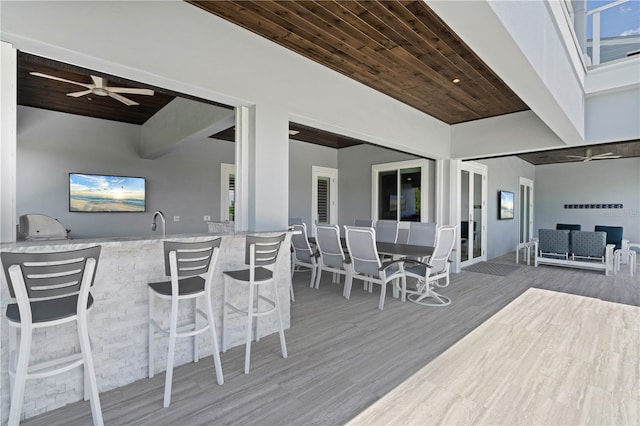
288,130,300,136
452,78,461,84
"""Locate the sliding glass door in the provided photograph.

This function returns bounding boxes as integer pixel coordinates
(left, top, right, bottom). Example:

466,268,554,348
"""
372,160,429,222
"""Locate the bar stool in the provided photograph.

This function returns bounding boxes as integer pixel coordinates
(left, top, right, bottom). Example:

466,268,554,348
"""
148,239,224,408
222,234,288,374
1,246,103,426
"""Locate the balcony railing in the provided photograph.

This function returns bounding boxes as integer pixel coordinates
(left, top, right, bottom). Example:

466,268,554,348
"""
586,0,640,65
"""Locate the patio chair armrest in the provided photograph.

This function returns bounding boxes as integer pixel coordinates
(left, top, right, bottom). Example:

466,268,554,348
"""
379,259,409,271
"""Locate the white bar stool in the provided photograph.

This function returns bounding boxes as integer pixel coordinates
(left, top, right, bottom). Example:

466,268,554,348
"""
222,234,288,374
516,239,537,265
1,246,103,426
148,239,224,408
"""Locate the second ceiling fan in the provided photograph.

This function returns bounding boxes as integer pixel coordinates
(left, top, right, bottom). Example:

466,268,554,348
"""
30,71,154,106
566,148,621,162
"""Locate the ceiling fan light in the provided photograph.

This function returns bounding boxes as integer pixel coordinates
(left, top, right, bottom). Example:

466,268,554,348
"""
92,88,109,97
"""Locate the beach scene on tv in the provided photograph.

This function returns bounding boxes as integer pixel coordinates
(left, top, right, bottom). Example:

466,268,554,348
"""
70,173,145,212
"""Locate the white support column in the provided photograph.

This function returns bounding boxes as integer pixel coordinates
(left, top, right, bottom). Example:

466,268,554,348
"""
235,106,251,231
449,159,462,273
237,104,288,231
1,41,17,243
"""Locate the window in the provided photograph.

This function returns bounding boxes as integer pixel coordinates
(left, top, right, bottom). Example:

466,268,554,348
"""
220,163,235,222
372,160,429,222
312,166,337,225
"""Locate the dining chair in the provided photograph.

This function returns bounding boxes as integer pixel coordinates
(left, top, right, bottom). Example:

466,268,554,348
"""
343,226,406,310
407,222,438,248
148,239,224,408
290,223,318,298
1,246,103,426
222,234,288,374
314,224,351,296
374,220,399,243
401,225,456,306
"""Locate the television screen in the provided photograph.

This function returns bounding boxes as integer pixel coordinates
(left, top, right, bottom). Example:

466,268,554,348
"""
69,173,146,212
499,190,514,220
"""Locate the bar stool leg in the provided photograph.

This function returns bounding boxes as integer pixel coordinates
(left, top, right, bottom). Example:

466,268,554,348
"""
8,326,16,395
148,288,155,378
9,324,32,426
273,282,288,359
244,282,255,374
222,279,228,353
77,313,103,426
193,298,199,363
205,293,224,385
255,286,261,343
163,298,179,408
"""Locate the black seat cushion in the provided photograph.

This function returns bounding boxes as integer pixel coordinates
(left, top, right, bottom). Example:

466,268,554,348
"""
223,266,273,282
6,293,94,323
148,275,205,296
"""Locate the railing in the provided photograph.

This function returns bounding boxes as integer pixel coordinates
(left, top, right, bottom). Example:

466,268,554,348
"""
586,0,640,65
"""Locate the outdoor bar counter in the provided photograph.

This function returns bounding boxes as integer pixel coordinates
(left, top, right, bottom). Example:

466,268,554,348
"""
0,230,293,422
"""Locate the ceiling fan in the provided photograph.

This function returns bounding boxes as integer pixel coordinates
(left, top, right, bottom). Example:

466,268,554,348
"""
30,72,154,106
566,148,622,162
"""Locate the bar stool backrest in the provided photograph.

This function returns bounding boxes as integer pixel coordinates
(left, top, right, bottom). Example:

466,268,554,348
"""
245,234,286,267
163,239,221,278
1,246,101,300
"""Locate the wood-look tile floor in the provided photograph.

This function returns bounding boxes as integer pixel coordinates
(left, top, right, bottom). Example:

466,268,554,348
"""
348,287,640,425
20,253,640,426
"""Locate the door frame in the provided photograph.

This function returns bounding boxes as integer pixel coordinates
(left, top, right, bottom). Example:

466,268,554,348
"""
519,177,534,244
312,166,338,226
453,160,488,270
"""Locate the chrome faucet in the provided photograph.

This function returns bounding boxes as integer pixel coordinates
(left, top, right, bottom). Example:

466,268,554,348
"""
151,211,166,236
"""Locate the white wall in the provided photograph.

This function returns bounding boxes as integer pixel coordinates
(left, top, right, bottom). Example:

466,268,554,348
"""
451,111,565,159
534,158,640,243
17,106,234,239
288,140,338,228
477,157,536,260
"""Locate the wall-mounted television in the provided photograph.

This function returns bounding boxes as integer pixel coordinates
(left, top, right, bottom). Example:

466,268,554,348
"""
498,190,514,220
69,173,146,212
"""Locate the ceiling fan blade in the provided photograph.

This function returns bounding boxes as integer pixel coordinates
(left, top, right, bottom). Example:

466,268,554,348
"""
91,75,106,88
29,72,93,89
566,155,586,159
108,92,139,106
590,152,614,158
594,155,622,160
583,158,592,162
107,87,155,96
66,90,93,98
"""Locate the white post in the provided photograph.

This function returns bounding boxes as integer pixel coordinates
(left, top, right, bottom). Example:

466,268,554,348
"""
0,41,17,243
592,11,601,65
234,106,251,231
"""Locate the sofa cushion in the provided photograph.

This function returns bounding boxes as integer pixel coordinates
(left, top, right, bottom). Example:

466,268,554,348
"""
571,231,606,258
556,223,581,231
594,225,623,250
538,229,570,255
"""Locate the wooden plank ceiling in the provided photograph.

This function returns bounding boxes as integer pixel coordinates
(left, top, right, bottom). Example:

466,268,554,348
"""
516,140,640,165
188,0,529,124
18,53,176,125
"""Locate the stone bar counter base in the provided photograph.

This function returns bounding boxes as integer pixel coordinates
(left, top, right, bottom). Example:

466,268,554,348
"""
0,231,292,423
